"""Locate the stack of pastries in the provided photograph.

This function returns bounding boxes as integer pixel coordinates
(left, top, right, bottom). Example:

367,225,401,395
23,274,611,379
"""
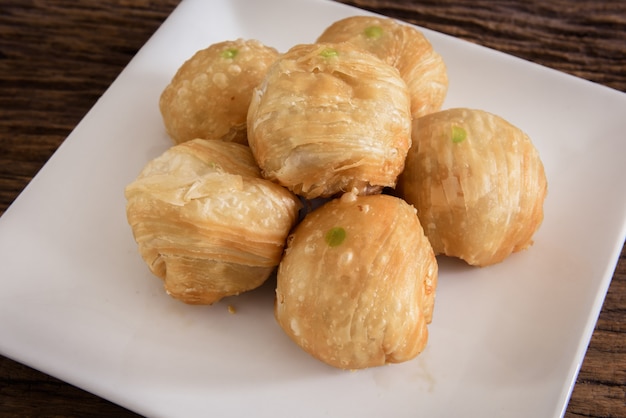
125,15,547,369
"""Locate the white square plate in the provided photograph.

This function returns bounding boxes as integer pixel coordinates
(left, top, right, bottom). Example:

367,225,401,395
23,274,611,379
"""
1,0,625,417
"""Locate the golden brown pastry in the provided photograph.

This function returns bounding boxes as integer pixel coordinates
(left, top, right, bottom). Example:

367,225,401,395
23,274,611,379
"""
247,42,412,199
159,39,279,145
275,192,438,369
397,108,547,266
125,139,301,304
317,15,448,118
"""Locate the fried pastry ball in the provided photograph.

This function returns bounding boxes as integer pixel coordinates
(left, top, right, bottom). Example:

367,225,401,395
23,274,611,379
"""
125,139,301,304
247,42,412,199
275,192,438,369
317,15,448,118
159,39,279,145
397,108,547,267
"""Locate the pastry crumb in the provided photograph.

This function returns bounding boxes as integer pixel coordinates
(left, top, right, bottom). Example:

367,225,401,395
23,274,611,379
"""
227,305,237,314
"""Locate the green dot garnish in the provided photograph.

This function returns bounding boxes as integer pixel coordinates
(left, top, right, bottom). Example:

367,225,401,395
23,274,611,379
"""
451,126,467,143
319,48,339,58
221,48,239,59
325,227,346,247
364,26,383,39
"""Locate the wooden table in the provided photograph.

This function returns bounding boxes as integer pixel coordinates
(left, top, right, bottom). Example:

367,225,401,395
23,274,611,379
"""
1,1,624,416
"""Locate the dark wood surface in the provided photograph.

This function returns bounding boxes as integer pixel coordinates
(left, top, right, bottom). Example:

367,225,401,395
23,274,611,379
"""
0,0,624,416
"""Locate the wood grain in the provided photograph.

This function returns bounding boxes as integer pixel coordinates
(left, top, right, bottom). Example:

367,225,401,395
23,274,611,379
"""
338,0,626,91
0,0,624,417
